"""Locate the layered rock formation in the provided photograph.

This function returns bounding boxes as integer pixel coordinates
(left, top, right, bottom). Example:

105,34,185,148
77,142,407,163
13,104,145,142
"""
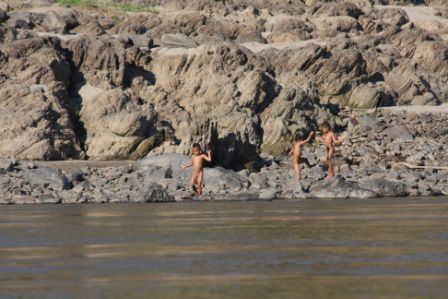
0,2,447,162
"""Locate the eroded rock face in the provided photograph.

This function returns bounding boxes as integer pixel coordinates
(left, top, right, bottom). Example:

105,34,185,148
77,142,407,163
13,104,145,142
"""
0,0,447,166
65,36,126,89
0,32,82,160
140,44,279,168
80,89,159,159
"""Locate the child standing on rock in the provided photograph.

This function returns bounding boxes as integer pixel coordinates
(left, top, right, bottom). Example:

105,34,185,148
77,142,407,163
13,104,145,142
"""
289,131,314,181
318,122,343,178
181,143,212,196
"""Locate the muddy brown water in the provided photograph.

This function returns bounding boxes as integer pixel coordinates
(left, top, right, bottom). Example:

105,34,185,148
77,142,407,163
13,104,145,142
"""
0,198,447,299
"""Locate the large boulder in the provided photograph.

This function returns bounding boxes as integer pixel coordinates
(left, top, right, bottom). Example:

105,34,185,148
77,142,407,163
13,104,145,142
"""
139,153,190,180
307,1,364,18
38,10,79,34
6,12,34,29
22,167,71,191
361,178,408,197
80,89,160,159
346,83,393,108
265,18,314,43
203,167,250,193
373,8,409,27
380,125,414,142
309,176,377,199
131,182,175,203
313,16,360,37
160,33,199,48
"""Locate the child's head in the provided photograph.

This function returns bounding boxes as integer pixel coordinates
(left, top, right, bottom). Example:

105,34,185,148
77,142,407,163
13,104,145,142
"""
320,121,331,133
192,143,201,155
294,132,306,142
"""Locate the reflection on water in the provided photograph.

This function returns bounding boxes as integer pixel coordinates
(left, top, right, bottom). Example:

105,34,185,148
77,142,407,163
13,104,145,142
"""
0,199,447,299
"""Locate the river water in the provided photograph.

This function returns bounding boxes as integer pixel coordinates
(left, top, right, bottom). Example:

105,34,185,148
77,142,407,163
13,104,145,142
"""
0,198,447,299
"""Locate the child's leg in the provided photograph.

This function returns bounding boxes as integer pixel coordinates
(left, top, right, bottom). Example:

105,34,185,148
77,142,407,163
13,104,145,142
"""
292,162,301,181
327,147,335,177
190,173,198,195
196,171,204,196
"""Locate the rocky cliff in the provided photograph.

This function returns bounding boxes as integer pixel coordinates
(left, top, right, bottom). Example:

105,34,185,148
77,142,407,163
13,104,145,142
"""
0,0,447,171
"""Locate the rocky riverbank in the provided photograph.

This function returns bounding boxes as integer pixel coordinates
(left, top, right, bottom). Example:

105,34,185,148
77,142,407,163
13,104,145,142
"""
1,108,446,204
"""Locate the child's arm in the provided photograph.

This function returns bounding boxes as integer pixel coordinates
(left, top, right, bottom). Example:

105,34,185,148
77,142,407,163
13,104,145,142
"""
288,148,294,156
332,134,344,144
203,150,212,162
299,132,314,145
181,158,193,169
317,133,324,143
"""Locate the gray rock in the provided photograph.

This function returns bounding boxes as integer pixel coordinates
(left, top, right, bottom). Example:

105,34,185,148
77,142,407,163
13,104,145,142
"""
160,33,199,48
204,167,250,192
120,34,154,48
382,125,413,142
258,188,280,200
27,162,37,169
36,195,61,204
304,165,326,180
11,194,35,204
360,179,408,197
22,167,71,191
0,158,14,172
91,191,109,203
302,149,318,166
248,172,269,189
0,175,12,192
366,166,385,175
72,181,91,192
60,190,83,204
399,171,420,188
309,176,377,199
0,8,7,23
40,10,79,34
7,12,33,29
140,154,190,180
204,192,260,201
299,178,314,193
0,2,9,11
131,182,174,203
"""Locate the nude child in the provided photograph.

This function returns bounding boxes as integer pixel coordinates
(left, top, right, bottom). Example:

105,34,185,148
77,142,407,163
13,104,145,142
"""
289,131,314,181
181,143,212,196
318,122,343,177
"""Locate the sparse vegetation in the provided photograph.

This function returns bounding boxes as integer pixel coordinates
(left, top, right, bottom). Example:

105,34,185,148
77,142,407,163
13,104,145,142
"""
55,0,159,14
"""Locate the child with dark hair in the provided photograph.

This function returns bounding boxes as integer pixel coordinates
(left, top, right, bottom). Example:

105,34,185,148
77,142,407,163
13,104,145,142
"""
289,131,314,181
181,143,212,196
318,122,343,177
